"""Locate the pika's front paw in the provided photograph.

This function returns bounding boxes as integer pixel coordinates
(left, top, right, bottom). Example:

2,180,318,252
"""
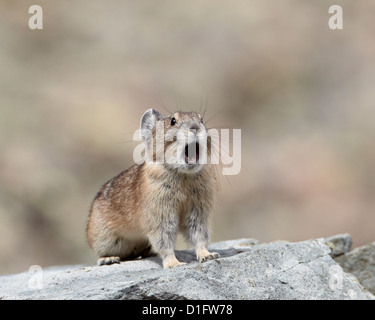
97,256,121,266
163,256,186,269
164,261,186,269
199,252,220,263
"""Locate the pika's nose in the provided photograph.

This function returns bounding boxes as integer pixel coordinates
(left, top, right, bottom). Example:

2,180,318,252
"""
189,123,200,131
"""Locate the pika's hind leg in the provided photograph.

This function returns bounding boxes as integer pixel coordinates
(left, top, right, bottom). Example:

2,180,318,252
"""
97,242,154,265
91,234,150,265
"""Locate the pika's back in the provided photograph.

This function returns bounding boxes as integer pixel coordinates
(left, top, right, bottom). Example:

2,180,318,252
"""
93,164,145,204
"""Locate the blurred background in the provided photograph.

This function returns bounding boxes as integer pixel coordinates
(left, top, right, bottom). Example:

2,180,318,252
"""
1,0,374,274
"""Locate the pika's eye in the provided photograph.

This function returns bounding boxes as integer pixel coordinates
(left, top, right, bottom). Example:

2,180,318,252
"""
171,117,176,126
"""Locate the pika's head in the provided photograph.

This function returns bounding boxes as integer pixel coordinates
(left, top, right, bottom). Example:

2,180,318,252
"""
140,109,210,173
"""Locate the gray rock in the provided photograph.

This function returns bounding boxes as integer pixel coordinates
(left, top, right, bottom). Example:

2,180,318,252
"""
208,238,258,250
334,242,375,295
325,234,353,257
0,237,373,300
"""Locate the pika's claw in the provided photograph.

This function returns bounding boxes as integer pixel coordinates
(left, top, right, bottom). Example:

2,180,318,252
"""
97,256,121,266
199,252,220,263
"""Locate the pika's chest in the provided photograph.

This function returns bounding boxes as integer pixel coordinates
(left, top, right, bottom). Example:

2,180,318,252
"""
146,171,215,210
164,177,212,206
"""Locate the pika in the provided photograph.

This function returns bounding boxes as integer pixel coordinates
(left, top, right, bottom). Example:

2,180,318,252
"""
86,109,220,269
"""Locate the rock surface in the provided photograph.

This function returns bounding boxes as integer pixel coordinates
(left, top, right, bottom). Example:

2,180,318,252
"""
334,242,375,295
325,233,353,257
0,236,374,300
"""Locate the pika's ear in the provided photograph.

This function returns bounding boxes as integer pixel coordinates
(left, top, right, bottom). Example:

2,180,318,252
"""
140,109,163,141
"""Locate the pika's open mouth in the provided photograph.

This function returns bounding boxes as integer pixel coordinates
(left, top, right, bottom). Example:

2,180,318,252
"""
185,142,200,165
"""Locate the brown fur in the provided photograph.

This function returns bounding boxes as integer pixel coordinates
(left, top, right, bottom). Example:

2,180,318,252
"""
86,110,219,268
